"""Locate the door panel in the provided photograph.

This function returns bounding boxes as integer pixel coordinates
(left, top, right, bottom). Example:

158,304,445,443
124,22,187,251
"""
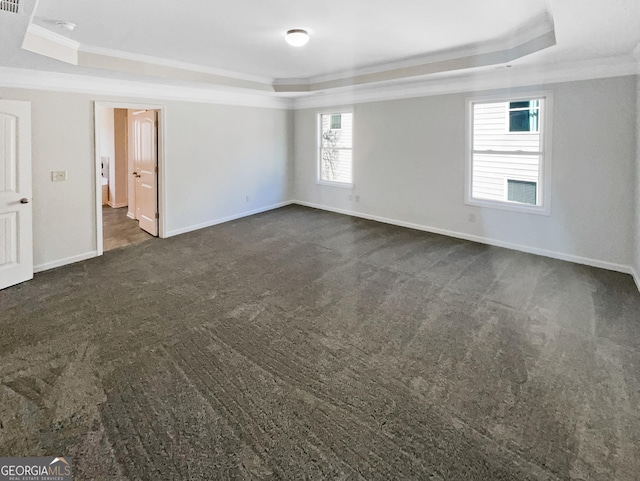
0,101,32,289
0,114,17,193
0,212,17,266
132,110,158,236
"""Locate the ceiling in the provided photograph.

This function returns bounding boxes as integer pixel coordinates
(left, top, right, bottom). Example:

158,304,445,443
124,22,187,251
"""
31,0,550,79
1,0,639,97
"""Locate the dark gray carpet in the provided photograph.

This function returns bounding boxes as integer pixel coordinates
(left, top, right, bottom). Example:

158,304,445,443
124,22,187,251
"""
1,205,639,480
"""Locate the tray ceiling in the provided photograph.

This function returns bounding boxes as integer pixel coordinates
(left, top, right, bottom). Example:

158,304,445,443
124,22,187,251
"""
1,0,639,96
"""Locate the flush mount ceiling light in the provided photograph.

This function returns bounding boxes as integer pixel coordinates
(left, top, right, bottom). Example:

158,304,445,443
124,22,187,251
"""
285,29,309,47
55,21,76,31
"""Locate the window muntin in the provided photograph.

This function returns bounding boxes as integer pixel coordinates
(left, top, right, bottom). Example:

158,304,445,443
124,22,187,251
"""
508,100,540,132
468,96,549,213
318,112,353,185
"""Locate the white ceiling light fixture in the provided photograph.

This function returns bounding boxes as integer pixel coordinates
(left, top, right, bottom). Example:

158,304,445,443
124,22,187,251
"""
39,17,77,31
56,21,76,31
285,29,309,47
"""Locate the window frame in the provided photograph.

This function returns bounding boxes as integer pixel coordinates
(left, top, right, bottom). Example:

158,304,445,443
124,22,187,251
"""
316,109,355,188
465,91,553,215
505,100,541,134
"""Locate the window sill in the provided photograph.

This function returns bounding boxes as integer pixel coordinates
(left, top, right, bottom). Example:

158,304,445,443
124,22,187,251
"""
465,197,550,216
316,180,354,189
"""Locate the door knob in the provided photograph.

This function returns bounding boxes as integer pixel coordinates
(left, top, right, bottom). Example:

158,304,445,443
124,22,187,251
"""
20,198,29,204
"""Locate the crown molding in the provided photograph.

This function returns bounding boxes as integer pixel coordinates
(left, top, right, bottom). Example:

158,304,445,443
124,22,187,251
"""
0,55,635,113
292,55,640,110
79,45,274,85
314,17,551,84
274,12,556,92
77,48,273,92
0,67,293,110
276,31,556,93
24,13,558,95
24,23,80,49
21,24,276,92
22,23,80,64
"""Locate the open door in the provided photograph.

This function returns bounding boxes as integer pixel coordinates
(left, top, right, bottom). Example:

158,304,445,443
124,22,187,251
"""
0,100,33,289
131,109,158,236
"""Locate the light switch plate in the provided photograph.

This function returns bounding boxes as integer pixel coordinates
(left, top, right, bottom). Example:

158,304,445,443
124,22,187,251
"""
51,171,67,182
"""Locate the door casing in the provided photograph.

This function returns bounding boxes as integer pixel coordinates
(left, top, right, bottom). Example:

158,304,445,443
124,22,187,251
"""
93,101,166,255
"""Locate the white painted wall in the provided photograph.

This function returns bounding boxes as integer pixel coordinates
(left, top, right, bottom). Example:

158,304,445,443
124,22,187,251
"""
634,75,640,288
0,87,291,270
97,106,114,181
162,102,291,236
0,75,635,277
293,76,637,271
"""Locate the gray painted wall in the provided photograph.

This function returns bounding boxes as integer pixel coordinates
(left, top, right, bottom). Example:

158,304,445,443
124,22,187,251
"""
162,101,291,235
0,88,292,269
294,76,638,270
1,74,638,277
635,75,640,286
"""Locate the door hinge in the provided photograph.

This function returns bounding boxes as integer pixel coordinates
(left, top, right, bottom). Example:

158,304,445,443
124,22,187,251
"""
155,212,159,219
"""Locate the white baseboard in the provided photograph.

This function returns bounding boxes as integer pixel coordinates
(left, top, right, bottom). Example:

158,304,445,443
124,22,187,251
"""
293,200,635,276
30,203,640,296
34,251,98,273
126,211,135,219
165,201,294,237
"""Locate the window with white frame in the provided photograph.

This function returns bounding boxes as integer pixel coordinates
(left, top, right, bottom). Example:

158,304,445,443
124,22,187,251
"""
508,100,540,133
318,112,353,185
467,94,550,213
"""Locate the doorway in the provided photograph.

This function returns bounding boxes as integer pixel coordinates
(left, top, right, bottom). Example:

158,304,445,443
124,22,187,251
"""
94,102,165,254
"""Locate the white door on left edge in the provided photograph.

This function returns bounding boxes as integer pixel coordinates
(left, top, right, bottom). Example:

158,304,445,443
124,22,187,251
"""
0,100,32,290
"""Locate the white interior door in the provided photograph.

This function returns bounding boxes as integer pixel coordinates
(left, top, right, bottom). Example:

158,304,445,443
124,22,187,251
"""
0,100,32,290
132,110,158,236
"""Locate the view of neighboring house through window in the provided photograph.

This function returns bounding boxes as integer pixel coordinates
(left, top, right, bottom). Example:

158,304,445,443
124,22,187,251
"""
318,112,353,185
508,100,540,132
468,95,549,212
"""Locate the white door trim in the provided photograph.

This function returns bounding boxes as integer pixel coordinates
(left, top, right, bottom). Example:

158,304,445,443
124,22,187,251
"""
93,101,166,255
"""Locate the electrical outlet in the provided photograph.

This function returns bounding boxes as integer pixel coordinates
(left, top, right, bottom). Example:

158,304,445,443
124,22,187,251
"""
468,213,477,223
51,171,67,182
